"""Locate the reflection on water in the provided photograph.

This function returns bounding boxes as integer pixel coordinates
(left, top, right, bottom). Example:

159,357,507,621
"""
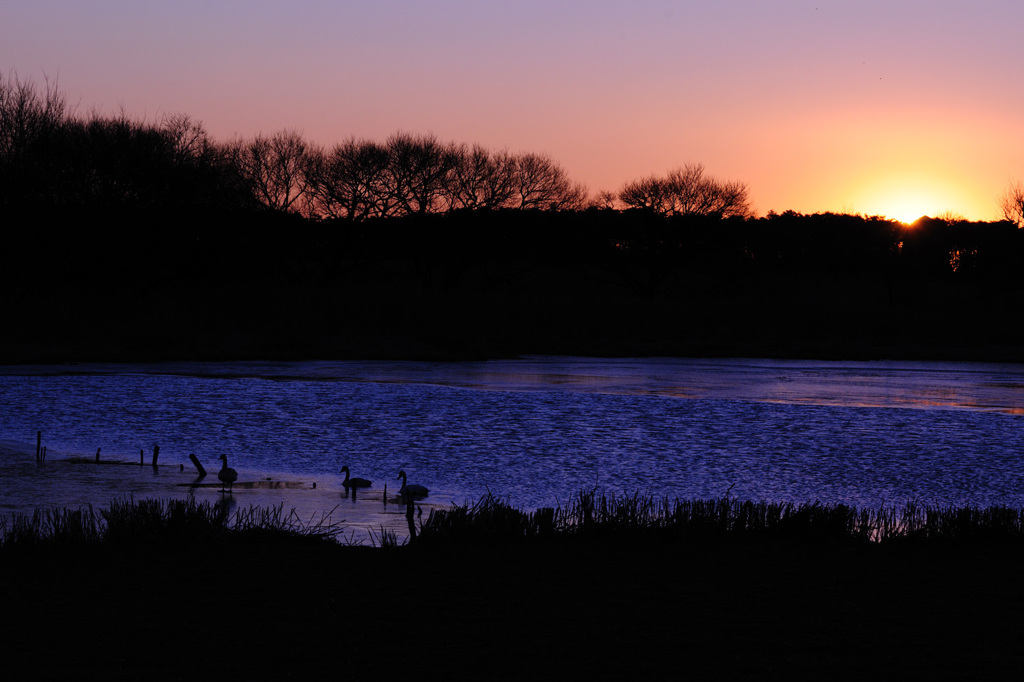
2,357,1024,533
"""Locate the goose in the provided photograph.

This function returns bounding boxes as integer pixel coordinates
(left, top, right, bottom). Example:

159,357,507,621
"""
217,453,238,493
340,466,372,489
397,470,429,500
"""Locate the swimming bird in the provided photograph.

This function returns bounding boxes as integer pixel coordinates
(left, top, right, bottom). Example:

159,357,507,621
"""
397,470,429,500
217,453,238,493
340,466,372,489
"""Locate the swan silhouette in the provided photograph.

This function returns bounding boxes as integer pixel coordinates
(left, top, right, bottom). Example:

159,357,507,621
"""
397,470,429,500
340,466,372,489
217,454,238,493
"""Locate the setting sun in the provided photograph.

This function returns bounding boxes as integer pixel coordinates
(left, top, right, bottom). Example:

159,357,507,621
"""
873,196,933,225
850,173,975,224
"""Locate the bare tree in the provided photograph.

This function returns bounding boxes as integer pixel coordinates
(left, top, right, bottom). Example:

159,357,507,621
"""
306,137,394,221
444,143,517,210
934,210,968,226
230,129,315,213
161,114,257,211
510,152,588,210
1000,180,1024,228
161,113,213,164
0,71,67,150
383,132,459,215
618,175,671,213
619,163,752,218
0,71,69,162
261,131,591,219
589,189,618,210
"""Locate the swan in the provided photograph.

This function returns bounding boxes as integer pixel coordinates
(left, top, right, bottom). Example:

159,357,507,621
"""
397,470,429,499
217,453,238,493
340,466,372,489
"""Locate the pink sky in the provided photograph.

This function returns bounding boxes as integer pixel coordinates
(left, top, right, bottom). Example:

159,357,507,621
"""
4,0,1022,221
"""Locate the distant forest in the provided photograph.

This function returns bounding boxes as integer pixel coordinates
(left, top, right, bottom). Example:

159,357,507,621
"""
3,73,1024,363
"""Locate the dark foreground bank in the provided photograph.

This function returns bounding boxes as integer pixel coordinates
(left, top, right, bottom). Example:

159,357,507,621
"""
3,496,1024,680
3,538,1022,680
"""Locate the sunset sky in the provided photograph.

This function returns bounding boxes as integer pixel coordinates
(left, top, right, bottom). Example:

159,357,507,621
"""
3,0,1022,222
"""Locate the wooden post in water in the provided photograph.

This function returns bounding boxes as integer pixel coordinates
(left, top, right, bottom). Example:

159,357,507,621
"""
405,495,417,542
152,445,159,468
140,448,144,465
36,431,41,463
95,447,101,463
189,453,207,477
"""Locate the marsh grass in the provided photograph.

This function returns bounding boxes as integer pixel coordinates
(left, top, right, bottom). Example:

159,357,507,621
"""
0,496,342,550
419,491,1024,549
6,492,1024,551
888,501,1024,545
368,526,402,548
416,494,542,545
0,505,104,548
227,503,343,544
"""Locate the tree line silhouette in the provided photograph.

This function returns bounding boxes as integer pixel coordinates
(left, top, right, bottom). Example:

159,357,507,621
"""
4,71,1021,226
3,72,1024,362
1,74,591,217
1,73,752,219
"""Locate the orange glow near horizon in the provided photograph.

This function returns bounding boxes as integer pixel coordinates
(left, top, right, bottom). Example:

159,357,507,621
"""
849,173,976,224
742,105,1014,223
2,2,1022,224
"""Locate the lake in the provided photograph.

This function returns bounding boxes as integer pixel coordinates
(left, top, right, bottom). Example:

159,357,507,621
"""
2,357,1024,540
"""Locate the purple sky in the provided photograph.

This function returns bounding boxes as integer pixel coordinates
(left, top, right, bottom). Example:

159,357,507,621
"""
4,0,1023,220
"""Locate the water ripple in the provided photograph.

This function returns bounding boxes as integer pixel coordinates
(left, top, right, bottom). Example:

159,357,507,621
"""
2,358,1024,515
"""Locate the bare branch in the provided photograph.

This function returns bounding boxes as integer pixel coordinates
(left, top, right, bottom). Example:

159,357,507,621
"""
619,163,752,218
1000,180,1024,228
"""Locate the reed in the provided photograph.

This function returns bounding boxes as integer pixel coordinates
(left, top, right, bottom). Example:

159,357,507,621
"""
418,491,1024,549
228,502,342,543
893,501,1024,544
0,496,342,550
368,526,402,548
100,497,226,544
0,505,104,549
419,494,537,544
6,493,1024,551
